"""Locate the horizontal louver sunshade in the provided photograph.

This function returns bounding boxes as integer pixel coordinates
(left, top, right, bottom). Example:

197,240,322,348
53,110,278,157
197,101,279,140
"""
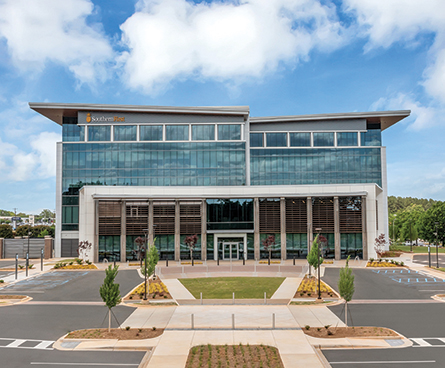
98,201,121,236
339,196,362,233
259,198,280,233
285,198,307,233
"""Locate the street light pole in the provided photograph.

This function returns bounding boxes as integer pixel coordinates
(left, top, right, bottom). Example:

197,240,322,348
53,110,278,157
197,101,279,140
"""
435,222,439,269
315,227,322,300
143,229,148,300
409,218,412,252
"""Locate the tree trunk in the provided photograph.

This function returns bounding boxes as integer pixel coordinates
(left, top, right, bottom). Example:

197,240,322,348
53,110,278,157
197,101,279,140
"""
108,308,111,332
345,302,348,327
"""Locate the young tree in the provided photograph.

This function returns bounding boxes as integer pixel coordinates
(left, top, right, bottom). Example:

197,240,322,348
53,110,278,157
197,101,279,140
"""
134,237,146,261
99,265,121,332
374,233,388,258
338,256,355,327
307,235,324,281
78,240,92,261
184,234,198,263
262,234,275,264
141,243,159,278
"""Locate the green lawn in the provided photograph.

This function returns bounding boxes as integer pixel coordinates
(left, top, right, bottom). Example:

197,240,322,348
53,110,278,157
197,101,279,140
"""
390,245,445,253
179,277,285,299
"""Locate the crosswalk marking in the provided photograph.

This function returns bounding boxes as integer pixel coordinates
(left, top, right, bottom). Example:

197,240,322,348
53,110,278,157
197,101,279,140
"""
0,338,54,350
34,341,54,349
6,339,26,348
411,338,445,347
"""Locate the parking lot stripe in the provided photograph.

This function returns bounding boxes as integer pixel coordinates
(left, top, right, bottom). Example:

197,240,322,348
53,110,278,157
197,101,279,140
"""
330,360,435,365
30,363,139,366
6,340,26,347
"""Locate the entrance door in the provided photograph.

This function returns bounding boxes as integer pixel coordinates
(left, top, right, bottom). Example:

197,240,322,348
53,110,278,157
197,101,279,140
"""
223,242,239,260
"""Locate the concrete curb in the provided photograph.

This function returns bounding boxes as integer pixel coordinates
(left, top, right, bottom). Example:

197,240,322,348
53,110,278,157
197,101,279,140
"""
0,295,32,307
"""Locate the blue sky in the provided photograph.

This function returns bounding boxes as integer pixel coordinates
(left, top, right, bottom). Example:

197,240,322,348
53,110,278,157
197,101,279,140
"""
0,0,444,214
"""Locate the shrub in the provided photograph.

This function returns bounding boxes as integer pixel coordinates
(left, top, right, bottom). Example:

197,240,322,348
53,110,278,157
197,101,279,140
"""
29,264,34,269
401,261,405,266
324,325,331,330
370,258,374,262
304,325,310,330
327,330,333,335
152,326,156,331
0,280,4,283
69,261,74,266
75,258,83,265
125,326,130,331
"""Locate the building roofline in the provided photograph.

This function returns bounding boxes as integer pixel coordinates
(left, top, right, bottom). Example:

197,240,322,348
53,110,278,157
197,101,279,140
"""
250,110,411,131
29,102,250,126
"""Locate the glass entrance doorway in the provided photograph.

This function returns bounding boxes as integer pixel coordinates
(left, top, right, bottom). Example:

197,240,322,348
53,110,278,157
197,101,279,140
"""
223,242,239,260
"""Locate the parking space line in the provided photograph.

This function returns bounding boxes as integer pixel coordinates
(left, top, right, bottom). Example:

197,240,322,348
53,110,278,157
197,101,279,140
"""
330,360,435,365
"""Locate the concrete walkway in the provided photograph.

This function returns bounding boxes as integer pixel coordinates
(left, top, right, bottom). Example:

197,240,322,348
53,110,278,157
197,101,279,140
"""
271,277,301,299
162,279,195,300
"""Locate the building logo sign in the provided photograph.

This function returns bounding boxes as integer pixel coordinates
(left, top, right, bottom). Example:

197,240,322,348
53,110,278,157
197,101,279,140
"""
86,112,125,123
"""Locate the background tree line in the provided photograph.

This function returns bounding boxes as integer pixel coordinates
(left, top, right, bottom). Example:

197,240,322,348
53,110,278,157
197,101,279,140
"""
388,196,445,245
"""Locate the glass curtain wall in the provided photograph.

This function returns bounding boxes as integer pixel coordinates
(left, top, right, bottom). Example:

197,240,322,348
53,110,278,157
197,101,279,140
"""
286,233,308,259
259,233,281,259
180,235,201,260
98,235,120,262
341,233,363,259
250,148,382,186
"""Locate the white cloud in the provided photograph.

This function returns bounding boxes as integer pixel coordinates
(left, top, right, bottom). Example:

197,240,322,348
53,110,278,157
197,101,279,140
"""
371,93,444,131
0,0,113,85
344,0,445,106
119,0,347,94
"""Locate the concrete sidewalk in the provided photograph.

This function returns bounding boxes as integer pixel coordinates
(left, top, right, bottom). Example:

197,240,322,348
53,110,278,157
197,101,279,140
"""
271,277,301,299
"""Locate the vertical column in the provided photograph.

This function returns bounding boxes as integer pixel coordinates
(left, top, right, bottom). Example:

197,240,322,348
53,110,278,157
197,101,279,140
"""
94,200,99,263
307,197,312,254
362,196,368,260
334,197,340,260
175,200,180,261
120,201,126,262
280,198,286,260
44,236,53,259
254,197,260,260
148,200,154,244
201,199,207,261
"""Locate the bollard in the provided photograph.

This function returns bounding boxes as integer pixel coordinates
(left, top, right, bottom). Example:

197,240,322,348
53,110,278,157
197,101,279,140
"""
113,254,116,268
264,292,266,305
232,314,235,330
217,255,219,266
41,248,44,271
26,252,29,277
15,254,18,280
191,314,194,330
200,292,203,305
233,292,235,305
166,257,168,267
293,256,295,266
243,257,245,266
272,313,275,329
192,256,194,266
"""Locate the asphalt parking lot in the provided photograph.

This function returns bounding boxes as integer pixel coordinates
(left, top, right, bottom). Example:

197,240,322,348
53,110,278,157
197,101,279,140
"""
413,254,445,268
0,269,143,301
322,268,445,299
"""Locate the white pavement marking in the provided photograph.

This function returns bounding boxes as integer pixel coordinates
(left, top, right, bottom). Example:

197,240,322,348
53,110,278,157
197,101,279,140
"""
6,339,26,347
34,341,54,349
411,338,432,346
30,363,139,366
330,361,435,365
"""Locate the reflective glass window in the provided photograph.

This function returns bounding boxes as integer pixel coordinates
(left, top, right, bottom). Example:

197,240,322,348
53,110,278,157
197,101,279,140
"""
114,125,137,141
313,132,334,146
165,125,189,141
140,125,163,141
192,125,215,140
361,130,381,146
250,133,263,147
289,132,311,147
337,132,358,146
88,126,111,141
207,198,254,230
218,124,241,140
63,124,84,142
266,133,287,147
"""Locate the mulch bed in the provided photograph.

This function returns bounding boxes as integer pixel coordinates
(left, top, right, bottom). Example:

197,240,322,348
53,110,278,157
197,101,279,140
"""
0,295,26,299
66,328,164,340
185,344,284,368
124,278,172,300
303,326,398,338
293,275,337,299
